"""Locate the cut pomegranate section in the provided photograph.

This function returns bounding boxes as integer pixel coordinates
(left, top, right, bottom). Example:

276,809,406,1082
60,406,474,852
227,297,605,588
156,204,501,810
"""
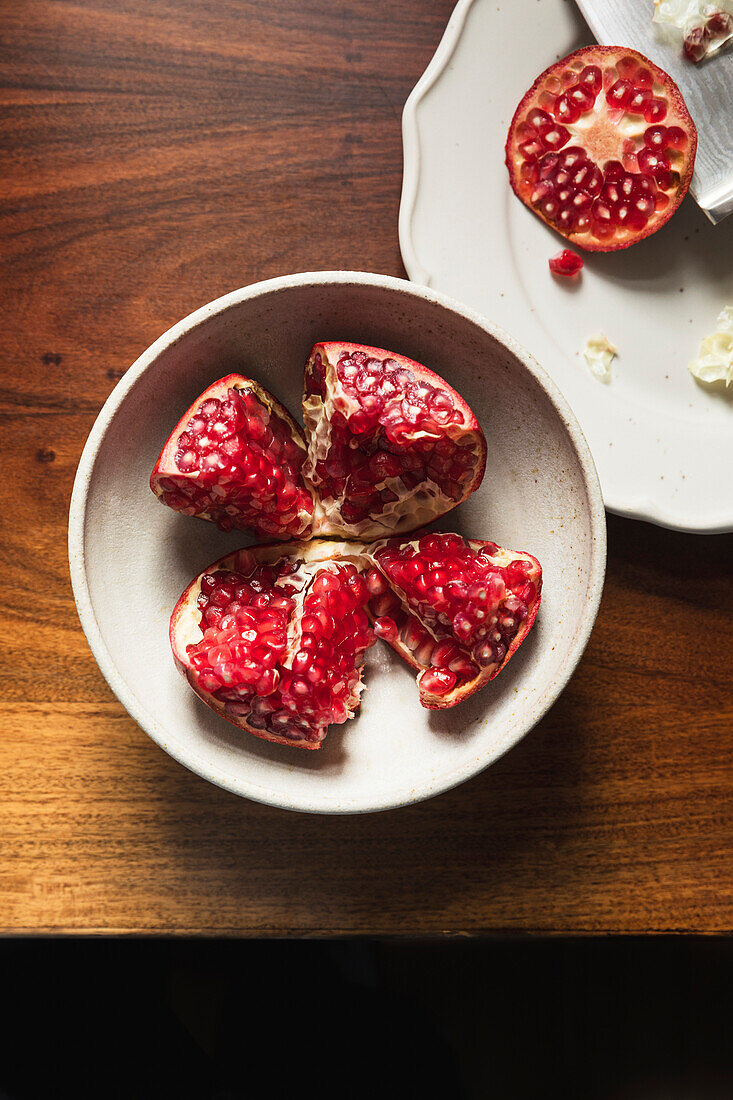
506,46,697,251
150,375,314,539
364,532,542,709
303,342,487,539
170,541,375,749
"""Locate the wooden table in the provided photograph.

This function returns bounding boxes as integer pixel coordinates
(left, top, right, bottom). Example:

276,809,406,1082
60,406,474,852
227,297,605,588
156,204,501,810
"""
1,0,731,936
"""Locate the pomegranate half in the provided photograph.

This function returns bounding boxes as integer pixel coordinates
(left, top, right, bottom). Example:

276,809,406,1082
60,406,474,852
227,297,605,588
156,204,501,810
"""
364,532,542,709
506,46,697,251
170,541,375,749
151,344,487,542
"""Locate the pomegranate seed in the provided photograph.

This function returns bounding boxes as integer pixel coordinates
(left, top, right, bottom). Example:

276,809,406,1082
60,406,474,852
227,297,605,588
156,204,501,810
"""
643,98,667,124
292,649,313,674
664,126,687,150
373,617,398,641
371,590,400,618
579,65,602,94
606,79,633,110
431,640,460,667
419,668,456,696
708,11,732,34
415,637,436,666
198,670,221,691
529,106,553,125
554,93,581,124
549,249,583,277
683,27,706,62
448,654,478,677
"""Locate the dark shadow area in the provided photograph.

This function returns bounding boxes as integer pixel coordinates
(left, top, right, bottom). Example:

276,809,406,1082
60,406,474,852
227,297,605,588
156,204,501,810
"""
0,938,730,1099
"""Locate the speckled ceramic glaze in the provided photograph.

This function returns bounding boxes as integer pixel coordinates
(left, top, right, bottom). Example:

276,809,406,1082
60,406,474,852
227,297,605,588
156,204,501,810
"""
69,271,606,813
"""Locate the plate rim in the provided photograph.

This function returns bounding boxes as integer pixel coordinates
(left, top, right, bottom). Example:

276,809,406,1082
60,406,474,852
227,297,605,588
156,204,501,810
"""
399,0,733,535
68,269,607,814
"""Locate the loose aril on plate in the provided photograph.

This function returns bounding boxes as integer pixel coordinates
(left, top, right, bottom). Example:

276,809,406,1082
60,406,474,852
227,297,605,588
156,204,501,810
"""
505,45,698,251
151,342,487,542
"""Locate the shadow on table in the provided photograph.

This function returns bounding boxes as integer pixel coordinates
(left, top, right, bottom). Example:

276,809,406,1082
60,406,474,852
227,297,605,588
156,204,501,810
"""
0,937,731,1100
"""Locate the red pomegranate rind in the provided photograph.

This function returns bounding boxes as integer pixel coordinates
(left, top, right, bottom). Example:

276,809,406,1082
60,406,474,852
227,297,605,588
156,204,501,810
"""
150,375,314,539
506,46,697,252
365,532,541,710
549,249,583,276
302,342,487,539
170,541,375,749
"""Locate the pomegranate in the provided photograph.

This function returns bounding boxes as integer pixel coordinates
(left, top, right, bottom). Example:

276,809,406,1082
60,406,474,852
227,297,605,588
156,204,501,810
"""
549,249,583,277
150,375,314,539
152,345,487,541
364,532,542,709
303,342,487,538
170,541,376,749
506,46,697,251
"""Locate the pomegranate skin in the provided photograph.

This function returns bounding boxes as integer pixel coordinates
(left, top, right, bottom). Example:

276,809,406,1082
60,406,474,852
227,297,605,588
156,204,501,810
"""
506,45,697,252
171,540,374,750
365,533,542,710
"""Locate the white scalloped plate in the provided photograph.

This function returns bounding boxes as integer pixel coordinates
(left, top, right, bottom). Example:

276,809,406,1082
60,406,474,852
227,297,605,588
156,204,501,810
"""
400,0,733,533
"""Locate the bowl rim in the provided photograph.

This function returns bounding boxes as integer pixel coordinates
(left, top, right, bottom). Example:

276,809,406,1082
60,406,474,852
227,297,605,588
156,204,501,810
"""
68,269,607,814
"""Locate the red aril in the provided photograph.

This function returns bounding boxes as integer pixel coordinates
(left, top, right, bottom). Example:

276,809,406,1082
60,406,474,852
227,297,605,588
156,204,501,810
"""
170,541,375,749
506,46,697,251
150,375,314,539
365,532,542,709
303,342,487,538
549,249,583,276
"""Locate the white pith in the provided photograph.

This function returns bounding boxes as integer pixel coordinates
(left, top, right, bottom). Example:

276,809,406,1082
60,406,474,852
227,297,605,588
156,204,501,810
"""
688,307,733,387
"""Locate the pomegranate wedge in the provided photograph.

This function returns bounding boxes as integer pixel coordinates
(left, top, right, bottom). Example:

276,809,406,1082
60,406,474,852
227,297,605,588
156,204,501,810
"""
506,46,697,251
170,541,375,749
303,342,487,538
151,375,314,539
364,532,542,709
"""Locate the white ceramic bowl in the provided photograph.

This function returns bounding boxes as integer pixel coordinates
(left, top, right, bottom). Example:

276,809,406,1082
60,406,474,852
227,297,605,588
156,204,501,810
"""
69,271,606,813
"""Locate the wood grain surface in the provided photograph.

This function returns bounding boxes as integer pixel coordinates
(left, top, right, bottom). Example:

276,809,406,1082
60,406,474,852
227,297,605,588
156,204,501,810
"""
1,0,731,935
